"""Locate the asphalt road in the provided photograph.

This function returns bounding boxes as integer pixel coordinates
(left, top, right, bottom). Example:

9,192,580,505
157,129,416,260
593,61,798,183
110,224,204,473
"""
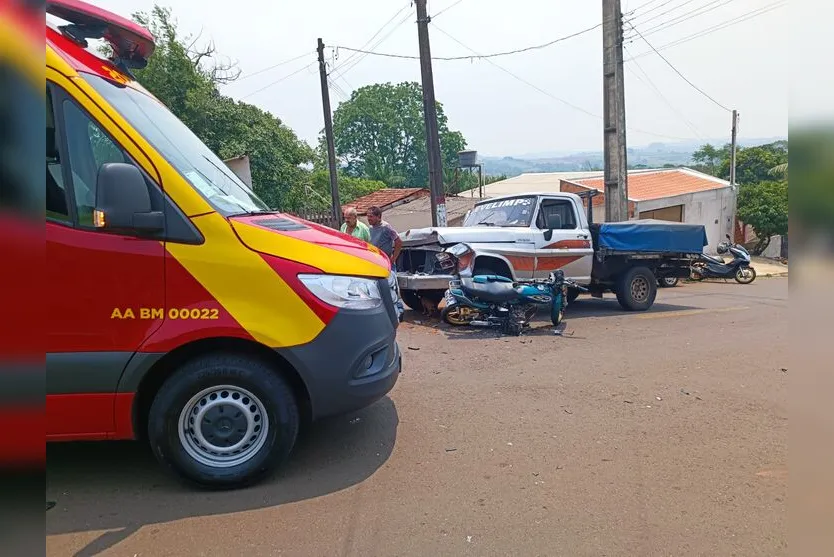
46,278,788,557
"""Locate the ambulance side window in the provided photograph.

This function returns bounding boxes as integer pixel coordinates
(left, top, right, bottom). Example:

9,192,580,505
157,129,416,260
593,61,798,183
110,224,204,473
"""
46,86,71,223
61,99,129,228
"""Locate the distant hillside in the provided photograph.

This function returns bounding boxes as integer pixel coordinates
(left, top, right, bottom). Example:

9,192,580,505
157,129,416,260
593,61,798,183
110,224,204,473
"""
482,137,786,177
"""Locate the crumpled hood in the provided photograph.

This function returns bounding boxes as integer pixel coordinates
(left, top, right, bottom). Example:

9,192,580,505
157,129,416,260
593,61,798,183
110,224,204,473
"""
401,226,521,247
230,213,390,278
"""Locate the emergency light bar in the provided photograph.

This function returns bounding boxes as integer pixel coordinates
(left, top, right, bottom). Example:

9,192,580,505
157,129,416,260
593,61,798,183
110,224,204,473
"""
46,0,155,74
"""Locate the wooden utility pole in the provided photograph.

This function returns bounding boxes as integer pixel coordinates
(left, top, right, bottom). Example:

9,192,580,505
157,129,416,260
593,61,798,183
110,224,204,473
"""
602,0,629,222
729,109,738,185
415,0,447,227
317,38,342,227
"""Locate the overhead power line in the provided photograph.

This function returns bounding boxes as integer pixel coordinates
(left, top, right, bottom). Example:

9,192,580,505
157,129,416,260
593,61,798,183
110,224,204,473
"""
330,7,413,80
632,0,739,38
239,62,315,100
430,23,689,141
627,22,731,112
632,0,701,25
327,3,412,79
235,51,313,82
624,45,703,138
631,0,695,20
432,0,466,19
626,2,785,60
336,21,603,62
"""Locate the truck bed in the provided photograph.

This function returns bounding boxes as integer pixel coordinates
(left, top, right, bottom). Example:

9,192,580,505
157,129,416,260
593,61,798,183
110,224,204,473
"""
590,219,708,255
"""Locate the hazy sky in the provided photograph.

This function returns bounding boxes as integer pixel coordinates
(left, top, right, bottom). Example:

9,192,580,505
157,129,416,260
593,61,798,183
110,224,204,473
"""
99,0,791,156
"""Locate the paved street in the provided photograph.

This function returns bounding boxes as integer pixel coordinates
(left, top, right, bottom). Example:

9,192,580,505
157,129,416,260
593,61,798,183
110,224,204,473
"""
46,278,788,557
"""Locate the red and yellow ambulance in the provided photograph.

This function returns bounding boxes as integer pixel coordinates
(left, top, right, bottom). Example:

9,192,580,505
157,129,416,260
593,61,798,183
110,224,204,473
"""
45,0,401,487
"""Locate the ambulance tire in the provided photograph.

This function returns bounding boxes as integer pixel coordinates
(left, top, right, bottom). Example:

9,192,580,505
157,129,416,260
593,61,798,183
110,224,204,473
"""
148,353,299,489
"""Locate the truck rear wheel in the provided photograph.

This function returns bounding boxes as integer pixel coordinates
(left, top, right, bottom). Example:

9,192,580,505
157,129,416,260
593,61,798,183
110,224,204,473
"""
147,353,299,489
615,266,657,311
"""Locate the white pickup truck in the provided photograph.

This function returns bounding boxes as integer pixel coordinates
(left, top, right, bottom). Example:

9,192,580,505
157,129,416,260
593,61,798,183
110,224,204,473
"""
396,192,707,312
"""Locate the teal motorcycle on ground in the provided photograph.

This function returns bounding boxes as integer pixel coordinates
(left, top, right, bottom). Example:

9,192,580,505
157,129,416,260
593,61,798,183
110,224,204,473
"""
436,243,586,336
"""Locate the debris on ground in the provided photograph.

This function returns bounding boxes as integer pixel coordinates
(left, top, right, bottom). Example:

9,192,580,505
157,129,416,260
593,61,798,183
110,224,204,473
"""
350,417,361,424
507,442,513,446
656,396,662,401
563,409,573,415
467,536,473,543
408,346,420,351
445,448,457,452
680,389,691,395
623,400,633,404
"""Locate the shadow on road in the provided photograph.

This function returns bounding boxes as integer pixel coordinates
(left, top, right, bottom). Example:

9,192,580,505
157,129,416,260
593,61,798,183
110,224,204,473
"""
46,397,399,556
563,297,699,319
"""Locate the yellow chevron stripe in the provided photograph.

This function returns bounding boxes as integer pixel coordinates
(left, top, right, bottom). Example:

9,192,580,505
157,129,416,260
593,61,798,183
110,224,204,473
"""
231,220,389,278
165,213,325,347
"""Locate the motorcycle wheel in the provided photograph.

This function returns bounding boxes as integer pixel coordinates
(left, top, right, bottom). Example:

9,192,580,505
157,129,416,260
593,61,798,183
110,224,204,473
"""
690,264,706,281
551,308,564,327
441,305,475,326
735,266,756,284
659,276,679,287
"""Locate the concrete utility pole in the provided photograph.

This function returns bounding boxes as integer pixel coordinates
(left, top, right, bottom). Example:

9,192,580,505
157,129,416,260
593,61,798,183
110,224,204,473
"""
317,38,343,227
415,0,447,227
729,109,738,185
602,0,629,222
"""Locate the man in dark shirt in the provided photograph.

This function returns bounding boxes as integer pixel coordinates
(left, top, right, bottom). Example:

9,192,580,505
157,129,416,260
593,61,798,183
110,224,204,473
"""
367,205,404,318
367,205,402,270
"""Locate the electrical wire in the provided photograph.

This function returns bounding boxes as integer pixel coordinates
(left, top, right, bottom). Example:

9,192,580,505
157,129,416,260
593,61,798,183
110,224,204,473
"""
239,62,315,100
329,4,413,80
632,0,701,25
431,23,690,141
624,45,703,138
335,21,603,62
630,0,693,20
234,51,313,82
626,2,785,60
432,0,466,19
627,22,731,112
632,0,739,38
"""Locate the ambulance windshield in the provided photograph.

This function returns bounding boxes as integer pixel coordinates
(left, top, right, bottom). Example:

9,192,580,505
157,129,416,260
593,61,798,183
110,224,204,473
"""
82,73,271,216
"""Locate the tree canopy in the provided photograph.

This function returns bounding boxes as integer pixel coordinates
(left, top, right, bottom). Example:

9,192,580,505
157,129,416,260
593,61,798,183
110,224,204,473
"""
736,180,788,254
128,6,316,211
330,82,467,189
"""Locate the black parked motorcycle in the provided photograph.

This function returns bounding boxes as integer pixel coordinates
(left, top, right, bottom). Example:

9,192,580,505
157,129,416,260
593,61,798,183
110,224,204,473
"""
690,235,756,284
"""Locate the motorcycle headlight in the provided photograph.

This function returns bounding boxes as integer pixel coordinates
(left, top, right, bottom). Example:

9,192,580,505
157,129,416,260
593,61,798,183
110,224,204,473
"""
298,274,382,310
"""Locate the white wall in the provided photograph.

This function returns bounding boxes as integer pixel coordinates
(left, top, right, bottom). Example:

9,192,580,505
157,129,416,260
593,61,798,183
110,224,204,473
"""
635,186,737,254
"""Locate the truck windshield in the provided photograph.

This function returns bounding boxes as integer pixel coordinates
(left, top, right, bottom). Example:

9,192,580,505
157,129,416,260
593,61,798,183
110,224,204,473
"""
463,196,536,227
81,73,270,216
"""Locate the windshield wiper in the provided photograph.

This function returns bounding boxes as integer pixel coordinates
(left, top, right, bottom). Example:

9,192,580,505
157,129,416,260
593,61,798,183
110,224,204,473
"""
476,221,496,226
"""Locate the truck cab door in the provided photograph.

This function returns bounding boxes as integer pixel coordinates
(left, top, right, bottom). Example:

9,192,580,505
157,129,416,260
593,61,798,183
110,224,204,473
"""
533,197,594,281
46,81,166,439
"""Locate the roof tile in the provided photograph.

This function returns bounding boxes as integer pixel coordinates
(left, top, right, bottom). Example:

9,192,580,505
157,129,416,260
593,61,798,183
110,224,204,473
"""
573,169,729,201
346,188,429,215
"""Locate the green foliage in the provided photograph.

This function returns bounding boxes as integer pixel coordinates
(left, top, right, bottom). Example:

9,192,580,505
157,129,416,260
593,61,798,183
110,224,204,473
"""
128,6,313,211
330,82,467,188
485,174,508,185
691,143,731,176
736,180,788,254
721,142,788,185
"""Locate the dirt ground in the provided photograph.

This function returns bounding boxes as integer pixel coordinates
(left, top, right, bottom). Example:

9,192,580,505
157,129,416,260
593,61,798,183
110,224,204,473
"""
46,278,788,557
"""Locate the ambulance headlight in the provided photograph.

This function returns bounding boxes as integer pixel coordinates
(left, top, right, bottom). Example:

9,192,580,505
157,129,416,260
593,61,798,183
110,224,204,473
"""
298,274,382,310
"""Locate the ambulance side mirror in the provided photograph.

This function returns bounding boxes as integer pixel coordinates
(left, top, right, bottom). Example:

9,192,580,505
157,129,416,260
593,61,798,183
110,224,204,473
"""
95,163,163,232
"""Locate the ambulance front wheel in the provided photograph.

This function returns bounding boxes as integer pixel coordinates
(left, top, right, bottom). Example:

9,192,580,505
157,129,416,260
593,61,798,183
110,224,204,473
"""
148,353,299,489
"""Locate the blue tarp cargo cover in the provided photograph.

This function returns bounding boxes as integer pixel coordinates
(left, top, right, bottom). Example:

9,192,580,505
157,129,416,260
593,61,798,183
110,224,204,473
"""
596,219,707,253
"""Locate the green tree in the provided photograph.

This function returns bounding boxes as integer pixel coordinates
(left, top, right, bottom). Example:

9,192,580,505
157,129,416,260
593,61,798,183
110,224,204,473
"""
691,143,732,176
736,180,788,254
330,82,467,188
127,6,313,211
720,142,788,185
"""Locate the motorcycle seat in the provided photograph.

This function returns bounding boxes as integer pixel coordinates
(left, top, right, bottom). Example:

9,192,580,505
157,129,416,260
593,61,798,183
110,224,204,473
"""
460,277,520,303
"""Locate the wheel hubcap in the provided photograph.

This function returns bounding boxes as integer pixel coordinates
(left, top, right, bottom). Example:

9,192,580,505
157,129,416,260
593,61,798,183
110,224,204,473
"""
178,385,269,468
631,276,649,302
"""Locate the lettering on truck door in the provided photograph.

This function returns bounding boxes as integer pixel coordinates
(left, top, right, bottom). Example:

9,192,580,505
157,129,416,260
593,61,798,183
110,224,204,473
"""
532,197,594,281
46,80,166,439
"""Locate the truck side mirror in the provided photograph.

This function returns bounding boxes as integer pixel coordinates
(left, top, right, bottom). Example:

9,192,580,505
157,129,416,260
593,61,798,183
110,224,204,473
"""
94,162,163,232
543,229,553,241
